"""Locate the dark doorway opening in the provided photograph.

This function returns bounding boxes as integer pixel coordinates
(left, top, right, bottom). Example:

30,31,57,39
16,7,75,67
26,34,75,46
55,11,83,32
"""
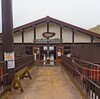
40,46,56,65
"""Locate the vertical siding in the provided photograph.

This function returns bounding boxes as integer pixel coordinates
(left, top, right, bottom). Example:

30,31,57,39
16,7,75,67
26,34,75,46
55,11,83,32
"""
73,44,92,61
0,44,3,61
0,37,2,43
14,45,23,57
92,44,100,63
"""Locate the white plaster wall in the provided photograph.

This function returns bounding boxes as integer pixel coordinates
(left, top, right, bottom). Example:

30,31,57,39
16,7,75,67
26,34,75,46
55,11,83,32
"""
74,32,91,43
93,38,100,43
24,27,34,43
36,23,47,39
62,27,72,43
49,23,60,39
13,22,98,44
14,32,22,43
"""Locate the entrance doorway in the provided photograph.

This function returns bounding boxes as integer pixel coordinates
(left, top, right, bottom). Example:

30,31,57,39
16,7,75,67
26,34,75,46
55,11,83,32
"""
40,46,56,65
33,45,63,65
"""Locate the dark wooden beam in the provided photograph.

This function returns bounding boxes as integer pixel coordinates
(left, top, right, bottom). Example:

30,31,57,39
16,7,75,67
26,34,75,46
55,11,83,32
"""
91,36,94,43
72,29,75,54
1,0,15,84
90,36,94,62
72,29,75,44
60,25,63,44
47,21,49,32
21,30,24,43
33,25,36,39
33,25,36,45
46,21,50,58
21,30,24,55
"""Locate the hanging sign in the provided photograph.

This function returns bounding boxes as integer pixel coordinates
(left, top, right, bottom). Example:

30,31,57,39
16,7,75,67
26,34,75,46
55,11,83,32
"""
4,52,15,69
42,32,55,39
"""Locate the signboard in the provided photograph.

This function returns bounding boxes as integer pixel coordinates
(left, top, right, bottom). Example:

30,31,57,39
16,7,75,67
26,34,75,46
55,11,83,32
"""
4,52,15,69
33,39,63,43
42,32,55,39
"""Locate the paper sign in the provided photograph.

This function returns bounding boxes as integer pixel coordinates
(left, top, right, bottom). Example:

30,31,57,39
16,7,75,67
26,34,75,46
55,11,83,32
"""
4,52,14,61
4,52,15,69
58,52,61,57
7,60,15,69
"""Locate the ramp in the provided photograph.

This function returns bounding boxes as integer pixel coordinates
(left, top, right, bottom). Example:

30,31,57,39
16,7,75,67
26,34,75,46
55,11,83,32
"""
3,66,82,99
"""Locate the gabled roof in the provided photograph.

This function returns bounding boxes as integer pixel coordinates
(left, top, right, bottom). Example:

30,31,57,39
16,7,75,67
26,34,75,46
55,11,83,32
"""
1,16,100,38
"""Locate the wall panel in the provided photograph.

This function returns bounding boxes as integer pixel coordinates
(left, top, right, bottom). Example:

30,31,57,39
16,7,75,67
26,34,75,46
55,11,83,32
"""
62,27,72,43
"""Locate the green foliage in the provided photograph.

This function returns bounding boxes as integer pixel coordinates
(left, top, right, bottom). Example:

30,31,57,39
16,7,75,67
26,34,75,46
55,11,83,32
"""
89,25,100,34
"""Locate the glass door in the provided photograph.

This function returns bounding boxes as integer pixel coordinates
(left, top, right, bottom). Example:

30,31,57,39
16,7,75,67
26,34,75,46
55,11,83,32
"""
40,46,56,65
33,47,40,63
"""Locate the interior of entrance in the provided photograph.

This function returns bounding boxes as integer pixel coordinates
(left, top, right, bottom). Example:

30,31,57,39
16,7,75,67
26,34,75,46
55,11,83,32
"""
33,46,64,65
40,46,56,65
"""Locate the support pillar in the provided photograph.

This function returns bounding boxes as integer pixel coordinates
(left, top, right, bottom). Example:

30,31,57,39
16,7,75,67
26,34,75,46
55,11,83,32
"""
60,25,63,44
90,36,94,62
72,29,75,55
21,30,24,55
1,0,15,85
47,21,50,58
33,25,36,45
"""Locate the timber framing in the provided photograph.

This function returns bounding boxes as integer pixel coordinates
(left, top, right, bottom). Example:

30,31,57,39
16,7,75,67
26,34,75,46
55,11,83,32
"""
0,16,100,39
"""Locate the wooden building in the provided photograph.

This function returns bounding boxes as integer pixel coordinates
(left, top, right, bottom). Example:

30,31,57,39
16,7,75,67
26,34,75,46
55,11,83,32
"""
0,16,100,64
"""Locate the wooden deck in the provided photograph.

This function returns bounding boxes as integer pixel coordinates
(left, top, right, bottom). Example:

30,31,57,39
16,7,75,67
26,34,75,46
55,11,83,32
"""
3,66,82,99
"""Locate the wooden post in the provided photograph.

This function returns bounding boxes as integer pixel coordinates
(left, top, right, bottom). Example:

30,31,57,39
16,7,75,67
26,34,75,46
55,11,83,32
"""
33,25,36,45
90,36,94,62
72,29,75,55
1,0,15,85
91,36,94,43
47,21,49,32
21,30,24,55
60,25,62,44
47,21,49,58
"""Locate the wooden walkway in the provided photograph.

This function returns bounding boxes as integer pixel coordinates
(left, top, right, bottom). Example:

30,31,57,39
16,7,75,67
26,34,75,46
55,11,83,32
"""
3,66,82,99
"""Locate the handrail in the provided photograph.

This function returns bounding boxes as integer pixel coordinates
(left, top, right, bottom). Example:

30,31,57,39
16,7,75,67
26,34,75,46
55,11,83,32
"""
0,55,34,97
0,61,8,97
63,55,100,67
61,55,100,99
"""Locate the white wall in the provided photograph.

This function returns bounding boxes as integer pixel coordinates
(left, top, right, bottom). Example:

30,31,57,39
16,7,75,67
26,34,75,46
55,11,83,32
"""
12,22,99,43
62,27,72,43
14,32,22,43
74,32,91,43
93,37,100,43
49,23,60,39
36,23,47,39
24,27,34,43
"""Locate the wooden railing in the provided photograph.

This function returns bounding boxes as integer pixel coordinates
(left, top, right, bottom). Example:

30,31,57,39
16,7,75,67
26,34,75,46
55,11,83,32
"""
0,55,34,97
61,55,100,99
15,55,34,73
0,61,8,96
